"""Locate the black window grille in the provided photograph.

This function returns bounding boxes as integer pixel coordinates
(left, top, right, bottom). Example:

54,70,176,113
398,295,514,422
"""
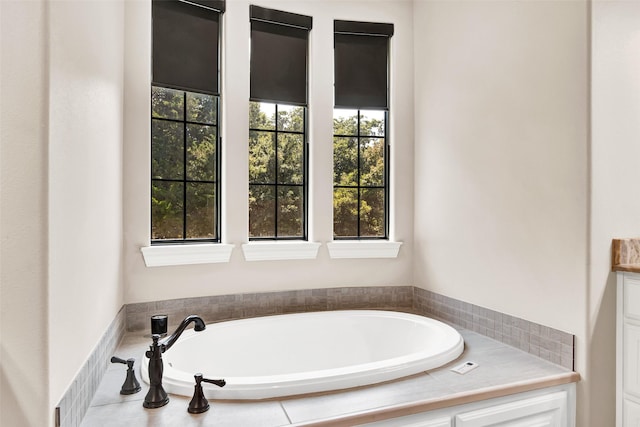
249,6,311,240
151,0,224,243
333,20,393,239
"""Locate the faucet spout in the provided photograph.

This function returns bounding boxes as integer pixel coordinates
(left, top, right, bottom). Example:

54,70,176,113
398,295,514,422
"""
143,314,206,409
160,315,206,352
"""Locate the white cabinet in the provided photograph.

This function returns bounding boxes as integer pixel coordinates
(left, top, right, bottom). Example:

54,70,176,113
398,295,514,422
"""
455,391,568,427
360,415,451,427
624,323,640,398
358,385,574,427
617,272,640,427
623,398,640,427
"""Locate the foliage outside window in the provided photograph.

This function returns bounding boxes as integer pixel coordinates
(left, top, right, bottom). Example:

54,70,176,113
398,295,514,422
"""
151,87,220,242
333,109,387,238
249,102,306,239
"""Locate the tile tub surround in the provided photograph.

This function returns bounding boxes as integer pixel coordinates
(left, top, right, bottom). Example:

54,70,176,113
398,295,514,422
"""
56,306,126,427
612,238,640,272
124,286,415,332
80,327,579,427
125,286,574,370
414,288,575,370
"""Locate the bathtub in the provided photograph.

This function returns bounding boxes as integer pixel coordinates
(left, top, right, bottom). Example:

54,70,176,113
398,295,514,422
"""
141,310,464,400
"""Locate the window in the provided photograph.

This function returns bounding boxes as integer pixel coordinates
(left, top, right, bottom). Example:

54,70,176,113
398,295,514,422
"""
249,6,312,240
333,20,393,239
151,0,224,243
249,102,306,239
333,109,387,238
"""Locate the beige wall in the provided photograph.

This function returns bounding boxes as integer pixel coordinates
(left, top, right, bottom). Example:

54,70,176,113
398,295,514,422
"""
123,0,415,303
412,0,590,424
590,1,640,425
48,0,125,413
1,1,126,425
0,2,50,425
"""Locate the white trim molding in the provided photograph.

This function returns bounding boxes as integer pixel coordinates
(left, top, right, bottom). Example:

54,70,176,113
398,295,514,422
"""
140,243,234,267
242,241,321,261
327,240,402,259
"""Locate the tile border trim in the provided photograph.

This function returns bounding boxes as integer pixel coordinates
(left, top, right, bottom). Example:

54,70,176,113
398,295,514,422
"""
413,288,574,370
125,285,415,332
55,306,126,427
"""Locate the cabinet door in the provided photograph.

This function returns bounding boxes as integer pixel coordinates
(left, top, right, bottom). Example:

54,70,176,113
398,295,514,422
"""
357,415,451,427
624,398,640,427
626,323,640,398
455,391,567,427
624,277,640,320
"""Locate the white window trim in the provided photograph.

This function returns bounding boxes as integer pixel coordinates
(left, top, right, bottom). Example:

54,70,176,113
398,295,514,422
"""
327,240,402,259
141,244,234,267
242,241,321,261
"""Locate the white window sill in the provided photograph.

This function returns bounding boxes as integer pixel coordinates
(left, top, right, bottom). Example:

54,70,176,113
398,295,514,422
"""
242,241,321,261
141,243,234,267
327,240,402,259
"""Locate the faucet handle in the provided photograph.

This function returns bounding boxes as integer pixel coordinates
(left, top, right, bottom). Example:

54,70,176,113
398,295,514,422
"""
110,356,135,368
188,373,226,414
201,376,226,388
110,356,141,395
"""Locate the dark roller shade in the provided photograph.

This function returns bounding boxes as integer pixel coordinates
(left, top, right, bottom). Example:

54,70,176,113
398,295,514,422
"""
334,20,393,109
334,20,393,37
189,0,225,12
250,5,312,30
153,0,222,94
250,6,312,105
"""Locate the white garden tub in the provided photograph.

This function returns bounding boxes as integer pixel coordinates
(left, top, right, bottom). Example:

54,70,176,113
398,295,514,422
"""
141,310,464,400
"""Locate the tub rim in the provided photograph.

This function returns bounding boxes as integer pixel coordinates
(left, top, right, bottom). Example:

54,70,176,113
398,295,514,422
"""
141,310,465,400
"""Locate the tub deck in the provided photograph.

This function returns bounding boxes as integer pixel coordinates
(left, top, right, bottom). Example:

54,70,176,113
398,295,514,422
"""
81,325,578,426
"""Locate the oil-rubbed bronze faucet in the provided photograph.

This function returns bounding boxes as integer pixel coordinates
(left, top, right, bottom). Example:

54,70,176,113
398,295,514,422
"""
143,315,206,408
188,373,226,414
110,356,141,395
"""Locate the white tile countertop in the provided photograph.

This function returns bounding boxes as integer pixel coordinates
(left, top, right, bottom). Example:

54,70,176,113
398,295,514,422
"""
81,327,578,427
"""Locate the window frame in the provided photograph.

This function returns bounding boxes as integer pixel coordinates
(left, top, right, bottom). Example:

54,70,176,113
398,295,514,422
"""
248,6,312,241
150,0,224,245
333,20,393,240
333,108,389,240
248,102,309,241
151,87,221,244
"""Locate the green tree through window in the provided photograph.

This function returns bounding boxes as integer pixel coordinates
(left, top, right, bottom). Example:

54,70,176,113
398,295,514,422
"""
249,102,306,239
333,109,387,238
151,86,219,242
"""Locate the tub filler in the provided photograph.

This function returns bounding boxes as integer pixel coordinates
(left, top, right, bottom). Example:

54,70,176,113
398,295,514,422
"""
141,310,464,400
